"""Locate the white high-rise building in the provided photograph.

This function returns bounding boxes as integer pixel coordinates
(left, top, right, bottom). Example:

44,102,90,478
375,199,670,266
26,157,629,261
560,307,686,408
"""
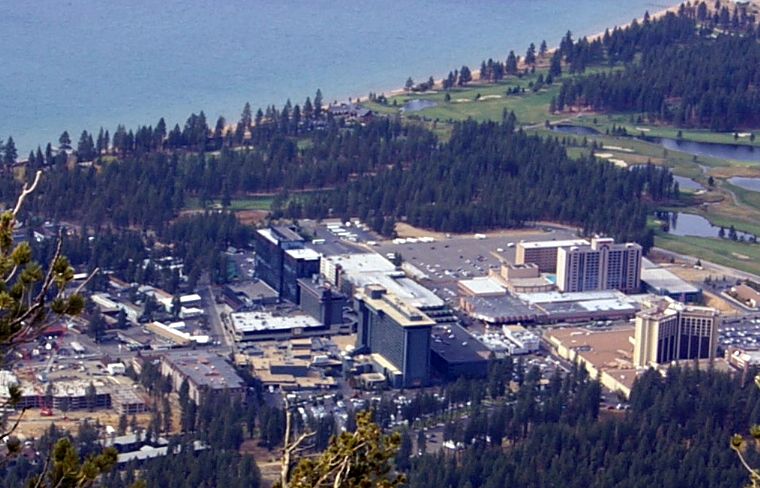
556,237,642,293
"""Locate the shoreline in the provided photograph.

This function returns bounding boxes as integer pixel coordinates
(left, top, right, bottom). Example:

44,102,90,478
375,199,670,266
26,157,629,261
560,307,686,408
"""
11,1,718,153
341,1,684,104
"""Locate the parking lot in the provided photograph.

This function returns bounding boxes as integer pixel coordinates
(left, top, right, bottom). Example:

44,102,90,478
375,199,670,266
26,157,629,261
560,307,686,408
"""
719,316,760,350
370,226,578,302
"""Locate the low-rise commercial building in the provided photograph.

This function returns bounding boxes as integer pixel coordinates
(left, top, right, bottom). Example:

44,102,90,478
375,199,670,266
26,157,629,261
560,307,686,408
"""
160,352,245,404
227,311,327,342
430,324,491,379
545,326,638,398
640,258,702,303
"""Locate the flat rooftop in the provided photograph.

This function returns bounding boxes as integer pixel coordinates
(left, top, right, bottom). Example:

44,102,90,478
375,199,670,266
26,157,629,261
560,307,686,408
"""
285,248,321,260
272,226,304,242
518,239,589,249
461,294,540,323
459,277,506,296
350,271,444,309
641,263,701,295
357,289,436,328
546,325,636,371
538,298,639,315
162,352,245,390
430,324,491,364
230,311,323,333
516,289,632,305
322,253,395,275
226,281,279,300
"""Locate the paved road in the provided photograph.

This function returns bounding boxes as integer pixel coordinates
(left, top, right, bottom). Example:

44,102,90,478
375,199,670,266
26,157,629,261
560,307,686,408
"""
200,285,234,353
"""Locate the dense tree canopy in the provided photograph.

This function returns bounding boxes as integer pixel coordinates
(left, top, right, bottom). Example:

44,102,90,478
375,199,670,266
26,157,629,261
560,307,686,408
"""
406,365,760,488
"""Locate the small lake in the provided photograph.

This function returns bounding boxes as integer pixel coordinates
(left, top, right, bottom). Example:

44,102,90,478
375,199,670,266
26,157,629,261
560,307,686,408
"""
660,211,754,239
672,175,704,191
401,99,437,112
550,124,601,135
645,136,760,162
728,177,760,192
629,164,704,191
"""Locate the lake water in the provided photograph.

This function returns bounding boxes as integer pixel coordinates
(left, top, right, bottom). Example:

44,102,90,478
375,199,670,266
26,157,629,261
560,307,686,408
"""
662,212,753,240
1,0,675,154
728,177,760,192
673,175,704,191
628,164,704,191
646,136,760,162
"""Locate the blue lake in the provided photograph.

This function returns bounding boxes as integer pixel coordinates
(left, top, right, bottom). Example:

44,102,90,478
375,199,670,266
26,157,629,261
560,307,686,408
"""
647,136,760,162
673,175,704,191
728,177,760,192
1,0,676,153
662,212,753,240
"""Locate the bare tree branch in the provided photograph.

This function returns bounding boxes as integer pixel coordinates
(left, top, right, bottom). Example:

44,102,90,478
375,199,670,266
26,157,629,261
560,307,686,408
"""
0,406,26,441
12,170,41,218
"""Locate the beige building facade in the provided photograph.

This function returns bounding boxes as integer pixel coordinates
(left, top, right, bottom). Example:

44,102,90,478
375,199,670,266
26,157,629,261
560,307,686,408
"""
556,238,642,293
633,298,719,367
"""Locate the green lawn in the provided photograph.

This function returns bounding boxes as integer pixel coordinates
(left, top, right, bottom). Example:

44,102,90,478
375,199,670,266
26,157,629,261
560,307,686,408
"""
654,231,760,276
183,195,274,211
363,73,566,126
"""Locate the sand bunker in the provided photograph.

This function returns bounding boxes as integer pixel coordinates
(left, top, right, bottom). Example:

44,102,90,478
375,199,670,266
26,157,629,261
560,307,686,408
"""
635,127,650,132
608,159,627,167
478,94,502,101
595,153,613,158
603,145,634,153
454,98,470,102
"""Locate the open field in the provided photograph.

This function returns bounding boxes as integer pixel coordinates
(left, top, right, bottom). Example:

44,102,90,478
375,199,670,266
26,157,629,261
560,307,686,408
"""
654,231,760,277
6,408,154,440
184,195,274,211
364,72,565,126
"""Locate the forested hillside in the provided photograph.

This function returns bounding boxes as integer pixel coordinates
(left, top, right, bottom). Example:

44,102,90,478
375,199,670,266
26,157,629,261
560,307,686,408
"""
313,117,672,248
407,365,760,488
20,115,672,253
554,8,760,130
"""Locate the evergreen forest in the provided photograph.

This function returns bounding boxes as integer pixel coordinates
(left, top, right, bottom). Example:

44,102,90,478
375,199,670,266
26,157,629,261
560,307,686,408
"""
406,364,760,488
554,8,760,131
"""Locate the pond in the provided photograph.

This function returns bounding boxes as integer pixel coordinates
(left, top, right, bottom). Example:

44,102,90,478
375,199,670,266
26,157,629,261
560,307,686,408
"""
658,211,754,240
672,175,704,191
401,99,437,112
550,124,601,135
728,177,760,192
644,136,760,162
629,165,704,191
